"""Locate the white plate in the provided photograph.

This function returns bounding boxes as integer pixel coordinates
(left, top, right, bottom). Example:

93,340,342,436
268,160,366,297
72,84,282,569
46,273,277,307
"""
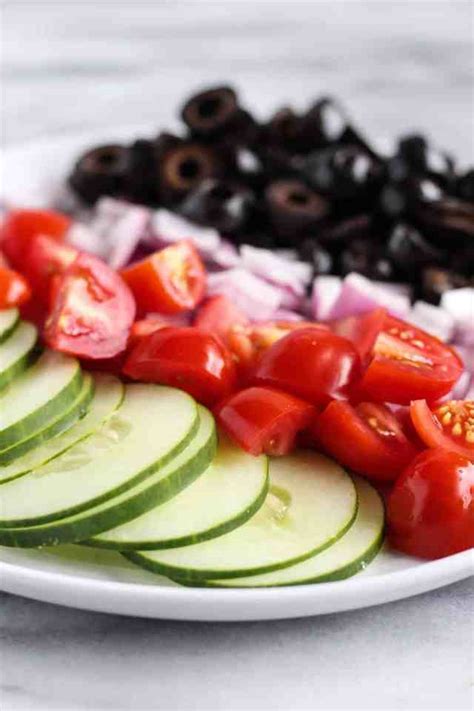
0,129,473,621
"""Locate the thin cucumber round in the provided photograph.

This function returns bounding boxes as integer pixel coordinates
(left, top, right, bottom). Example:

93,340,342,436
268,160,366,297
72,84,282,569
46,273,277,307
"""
0,407,216,547
125,451,357,581
0,375,124,485
0,309,20,344
87,438,269,550
0,350,83,450
0,374,94,465
200,476,384,587
0,384,198,527
0,321,38,390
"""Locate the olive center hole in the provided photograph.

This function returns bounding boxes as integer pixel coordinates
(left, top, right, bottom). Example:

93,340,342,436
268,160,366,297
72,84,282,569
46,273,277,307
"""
198,97,222,119
97,151,118,166
288,190,310,205
179,157,201,180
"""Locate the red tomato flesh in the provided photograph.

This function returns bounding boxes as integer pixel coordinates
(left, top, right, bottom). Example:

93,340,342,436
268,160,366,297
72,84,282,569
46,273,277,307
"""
0,209,71,268
121,241,206,315
387,448,474,559
330,308,387,362
23,234,79,305
312,400,419,481
194,294,249,341
216,386,315,456
0,267,31,309
411,399,474,460
44,252,135,359
123,326,236,406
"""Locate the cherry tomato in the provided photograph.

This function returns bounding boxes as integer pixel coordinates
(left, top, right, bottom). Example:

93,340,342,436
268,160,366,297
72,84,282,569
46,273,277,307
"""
0,267,31,309
23,234,79,305
194,295,249,341
216,386,315,456
129,314,191,347
44,252,135,359
411,399,474,460
330,308,386,362
387,448,474,559
312,400,419,481
121,241,206,315
123,327,236,406
0,209,71,268
355,315,463,404
253,328,361,408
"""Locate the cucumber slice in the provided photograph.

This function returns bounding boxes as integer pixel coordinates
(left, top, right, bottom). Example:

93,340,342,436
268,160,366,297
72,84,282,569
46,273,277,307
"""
0,375,124,485
87,438,269,550
0,406,216,547
0,321,38,390
202,476,384,587
0,309,20,344
0,384,198,527
125,451,357,581
0,374,94,465
0,350,82,450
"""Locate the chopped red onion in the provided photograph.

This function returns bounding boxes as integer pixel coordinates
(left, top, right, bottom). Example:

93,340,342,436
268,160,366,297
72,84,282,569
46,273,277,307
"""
280,287,306,311
441,288,474,346
311,276,342,321
205,240,241,270
440,370,472,402
145,312,193,328
454,345,474,374
152,210,220,258
207,269,282,320
372,281,412,299
270,309,305,322
240,245,312,292
66,223,107,258
408,301,455,342
327,273,411,320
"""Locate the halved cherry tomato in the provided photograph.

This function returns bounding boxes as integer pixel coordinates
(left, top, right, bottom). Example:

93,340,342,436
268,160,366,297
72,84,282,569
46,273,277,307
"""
410,399,474,460
194,295,249,341
0,267,31,308
330,308,386,362
44,252,135,359
0,209,71,268
387,448,474,559
129,314,191,347
355,315,463,404
312,400,419,481
216,386,315,456
121,241,206,315
23,234,79,305
253,328,361,408
123,327,236,406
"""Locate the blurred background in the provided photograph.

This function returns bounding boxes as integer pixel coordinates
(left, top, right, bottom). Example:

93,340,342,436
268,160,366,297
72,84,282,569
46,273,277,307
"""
3,1,473,161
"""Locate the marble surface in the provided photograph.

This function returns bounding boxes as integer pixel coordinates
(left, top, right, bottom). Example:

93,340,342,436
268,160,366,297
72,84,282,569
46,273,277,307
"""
1,3,473,710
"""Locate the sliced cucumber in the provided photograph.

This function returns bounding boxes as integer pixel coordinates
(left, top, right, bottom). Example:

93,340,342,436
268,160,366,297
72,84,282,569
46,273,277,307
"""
0,321,38,390
125,451,357,581
0,374,94,466
202,476,384,587
0,375,124,485
0,350,82,451
87,438,268,550
0,384,198,527
0,406,216,547
0,309,20,344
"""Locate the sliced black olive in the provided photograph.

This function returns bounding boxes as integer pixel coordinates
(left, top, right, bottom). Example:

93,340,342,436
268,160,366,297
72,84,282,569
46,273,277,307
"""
390,133,456,187
263,107,303,152
299,97,375,155
387,223,444,277
158,142,223,205
181,86,241,139
378,177,444,220
125,139,157,204
339,239,396,281
179,179,255,235
317,214,374,252
298,238,333,275
455,169,474,203
68,144,129,204
415,197,474,245
419,267,470,305
265,179,329,245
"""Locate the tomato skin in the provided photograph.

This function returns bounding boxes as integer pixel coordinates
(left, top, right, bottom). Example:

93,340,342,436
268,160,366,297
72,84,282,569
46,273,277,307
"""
121,241,206,315
23,234,79,305
330,308,386,362
253,327,361,408
194,295,249,340
0,209,70,268
0,267,31,308
387,448,474,559
216,386,315,456
312,400,419,481
123,327,236,406
355,315,464,405
410,399,474,460
44,252,136,359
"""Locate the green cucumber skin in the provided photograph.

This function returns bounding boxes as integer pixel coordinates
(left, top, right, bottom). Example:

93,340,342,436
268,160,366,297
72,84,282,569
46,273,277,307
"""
86,459,270,551
0,310,20,345
124,495,359,582
0,403,200,529
0,376,95,466
0,421,217,547
0,360,83,450
0,343,40,393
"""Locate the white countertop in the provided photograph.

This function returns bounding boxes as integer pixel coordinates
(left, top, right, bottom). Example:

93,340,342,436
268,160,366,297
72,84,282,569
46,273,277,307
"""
1,3,473,710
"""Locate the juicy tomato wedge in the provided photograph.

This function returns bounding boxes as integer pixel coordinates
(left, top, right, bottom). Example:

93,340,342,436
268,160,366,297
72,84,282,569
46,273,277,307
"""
387,448,474,559
44,252,135,359
216,386,315,456
23,234,79,305
0,209,71,268
312,400,419,481
129,313,191,347
355,315,463,404
253,327,361,408
194,295,249,341
0,267,31,309
330,308,387,362
123,327,236,406
411,399,474,460
121,240,206,315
